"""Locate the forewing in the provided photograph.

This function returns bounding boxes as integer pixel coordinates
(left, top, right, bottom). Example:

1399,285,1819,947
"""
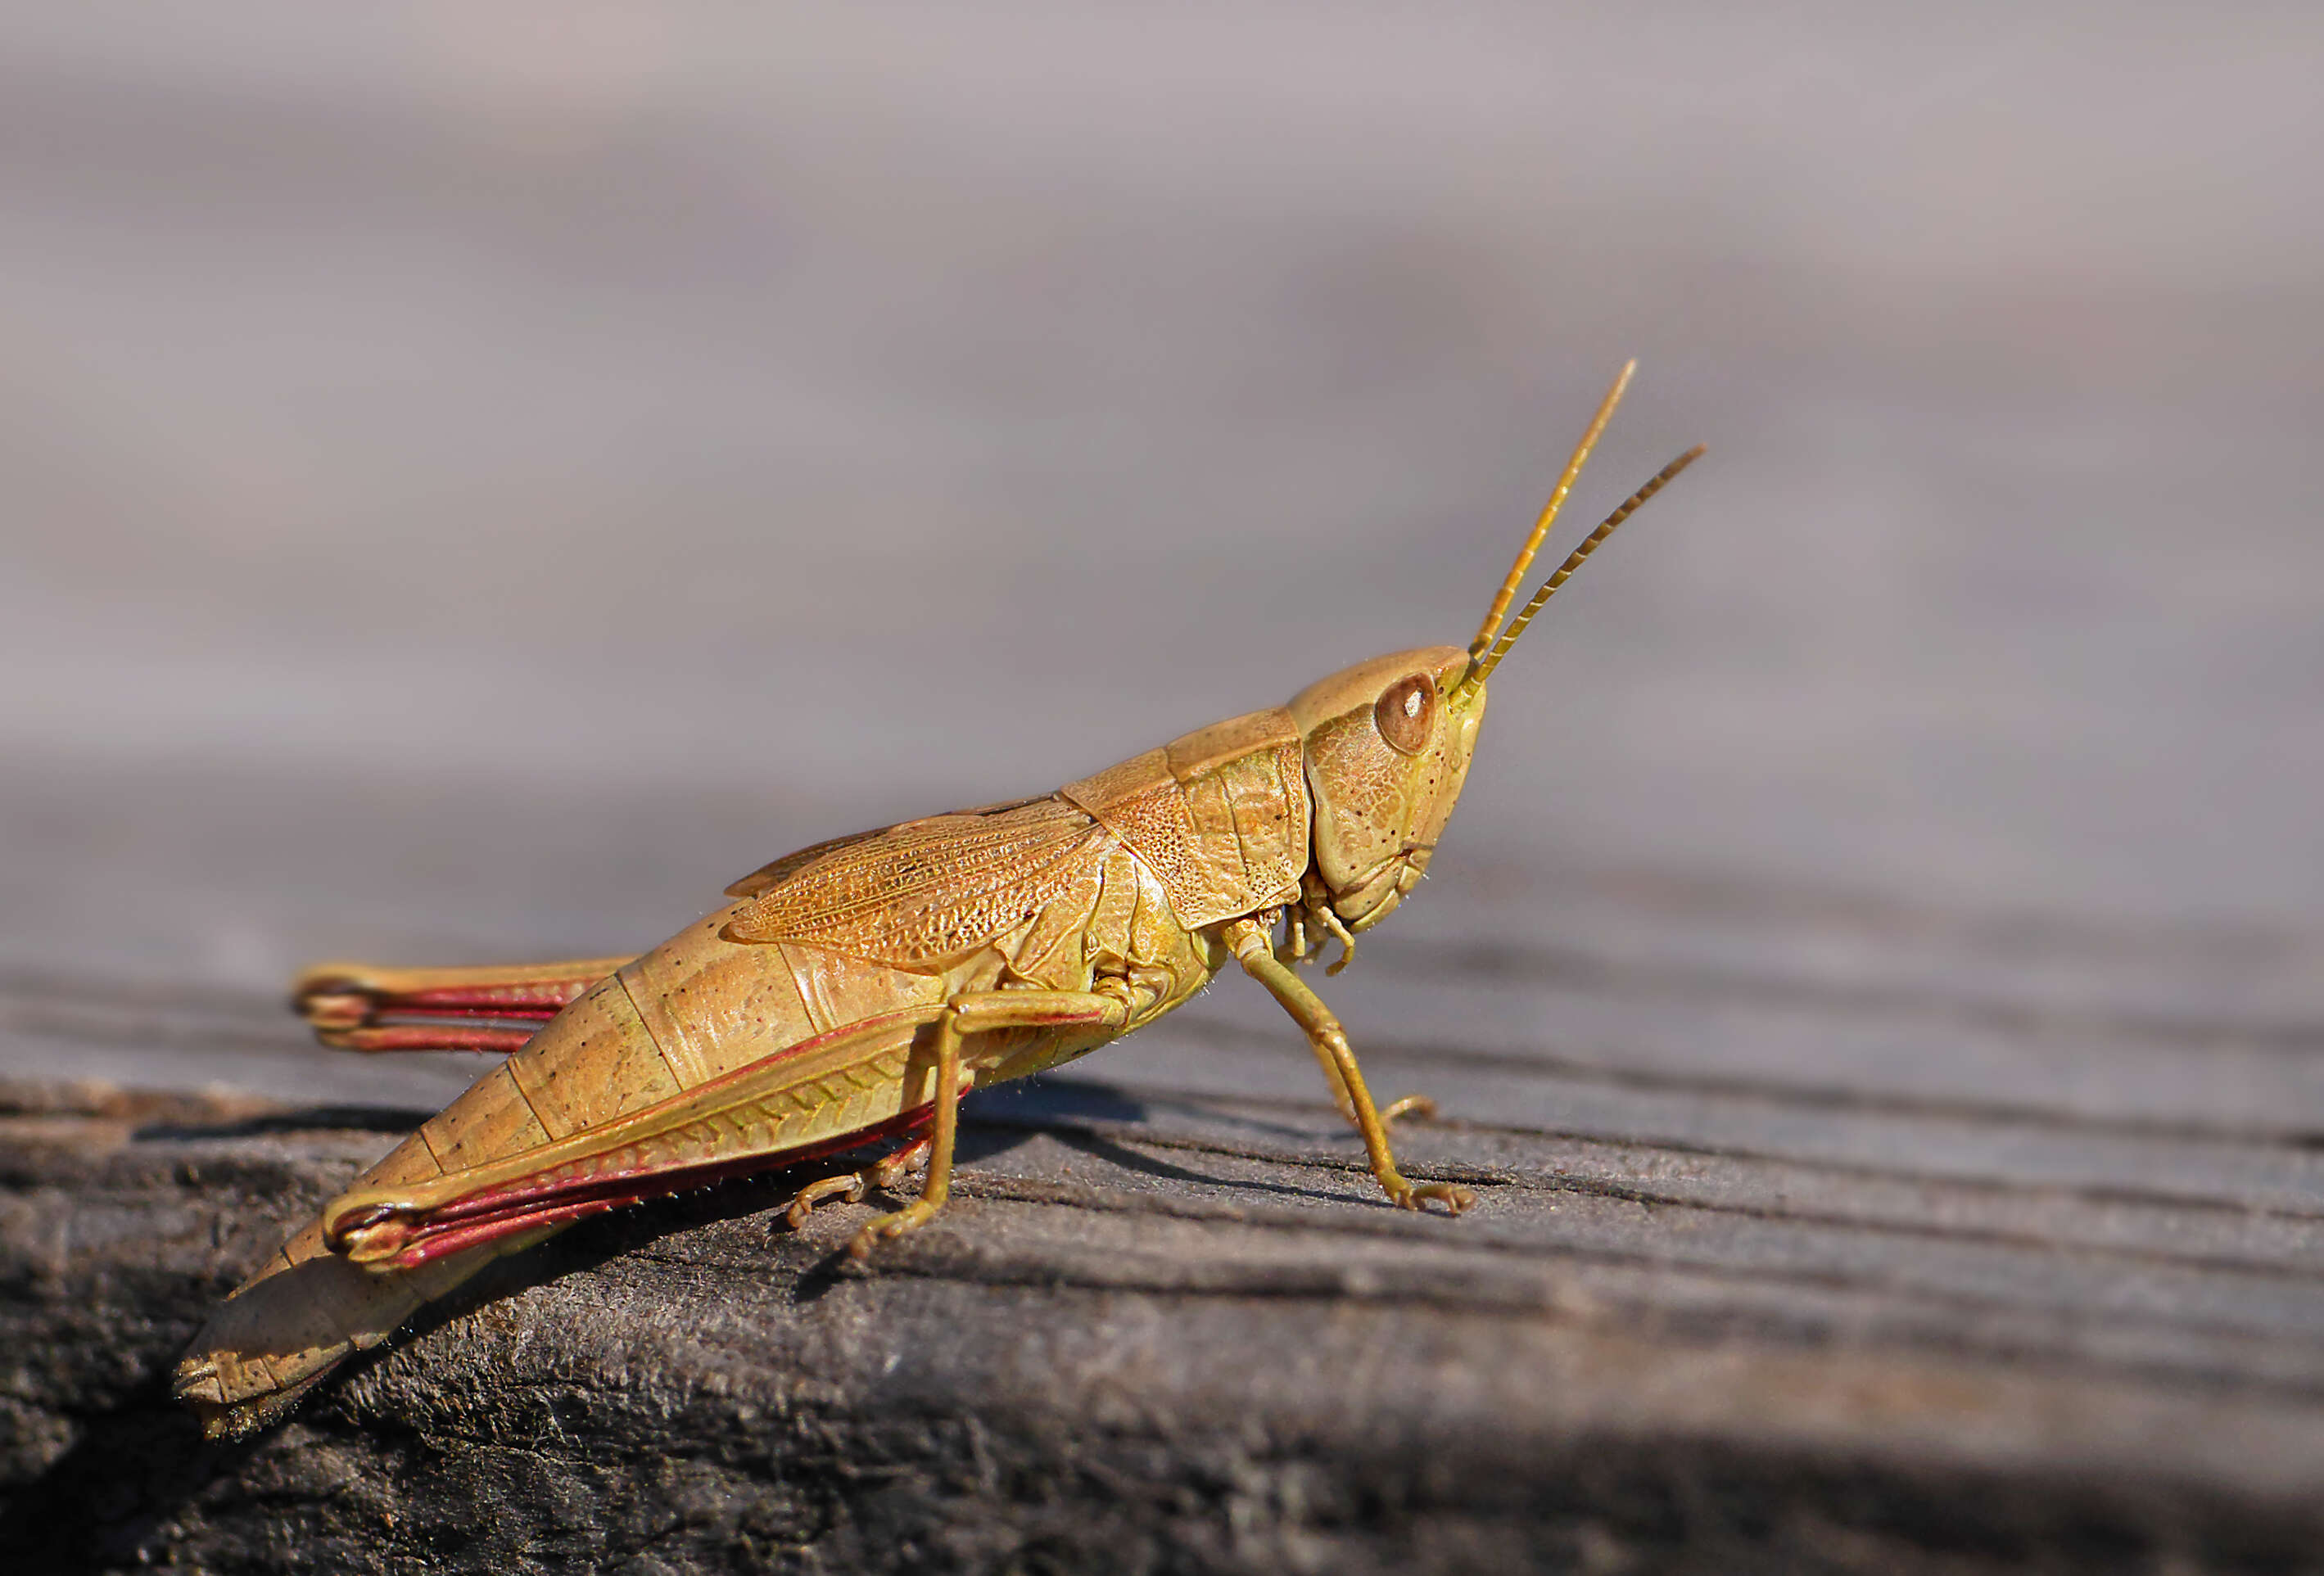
722,796,1105,966
724,828,892,900
722,796,1054,899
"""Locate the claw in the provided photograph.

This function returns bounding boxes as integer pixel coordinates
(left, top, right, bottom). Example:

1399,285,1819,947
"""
782,1172,867,1230
1378,1094,1438,1127
1388,1179,1475,1215
848,1199,941,1260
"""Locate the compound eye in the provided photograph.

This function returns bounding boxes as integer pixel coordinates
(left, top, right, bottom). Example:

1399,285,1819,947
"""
1373,673,1436,756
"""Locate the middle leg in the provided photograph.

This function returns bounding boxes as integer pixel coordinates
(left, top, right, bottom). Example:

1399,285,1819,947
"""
847,988,1128,1259
782,1135,934,1229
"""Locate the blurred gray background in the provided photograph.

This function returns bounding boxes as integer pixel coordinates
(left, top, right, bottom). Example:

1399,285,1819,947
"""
2,2,2319,1100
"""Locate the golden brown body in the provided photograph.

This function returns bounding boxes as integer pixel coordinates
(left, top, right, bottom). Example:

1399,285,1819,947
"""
179,707,1323,1434
174,363,1702,1439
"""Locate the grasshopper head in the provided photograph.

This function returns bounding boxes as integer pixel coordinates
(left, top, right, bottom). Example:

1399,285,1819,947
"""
1288,647,1484,933
1287,362,1702,936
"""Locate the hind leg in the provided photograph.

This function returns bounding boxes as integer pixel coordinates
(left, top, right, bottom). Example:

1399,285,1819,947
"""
294,957,631,1052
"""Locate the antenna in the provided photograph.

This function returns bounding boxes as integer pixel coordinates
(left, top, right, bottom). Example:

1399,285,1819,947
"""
1456,445,1705,694
1469,360,1635,658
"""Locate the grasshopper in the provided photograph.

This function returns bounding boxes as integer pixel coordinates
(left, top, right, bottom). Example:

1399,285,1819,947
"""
175,364,1700,1438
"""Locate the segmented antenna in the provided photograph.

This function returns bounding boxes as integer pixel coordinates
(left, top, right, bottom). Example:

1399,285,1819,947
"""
1469,360,1636,659
1456,445,1705,694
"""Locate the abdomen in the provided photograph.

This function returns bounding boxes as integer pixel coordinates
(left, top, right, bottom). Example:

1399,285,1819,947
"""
174,901,962,1437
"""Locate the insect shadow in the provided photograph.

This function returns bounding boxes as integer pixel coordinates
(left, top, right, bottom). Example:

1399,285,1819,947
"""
961,1076,1402,1209
970,1073,1332,1144
1014,1125,1380,1210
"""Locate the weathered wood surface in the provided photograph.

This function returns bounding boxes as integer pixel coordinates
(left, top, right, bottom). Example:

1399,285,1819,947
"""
4,5,2322,1572
10,852,2324,1573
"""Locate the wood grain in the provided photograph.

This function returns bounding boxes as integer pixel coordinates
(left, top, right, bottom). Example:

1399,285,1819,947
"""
9,851,2324,1572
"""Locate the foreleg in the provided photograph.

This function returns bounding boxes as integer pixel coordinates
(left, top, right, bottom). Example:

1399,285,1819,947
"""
1223,918,1472,1214
1277,902,1436,1128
